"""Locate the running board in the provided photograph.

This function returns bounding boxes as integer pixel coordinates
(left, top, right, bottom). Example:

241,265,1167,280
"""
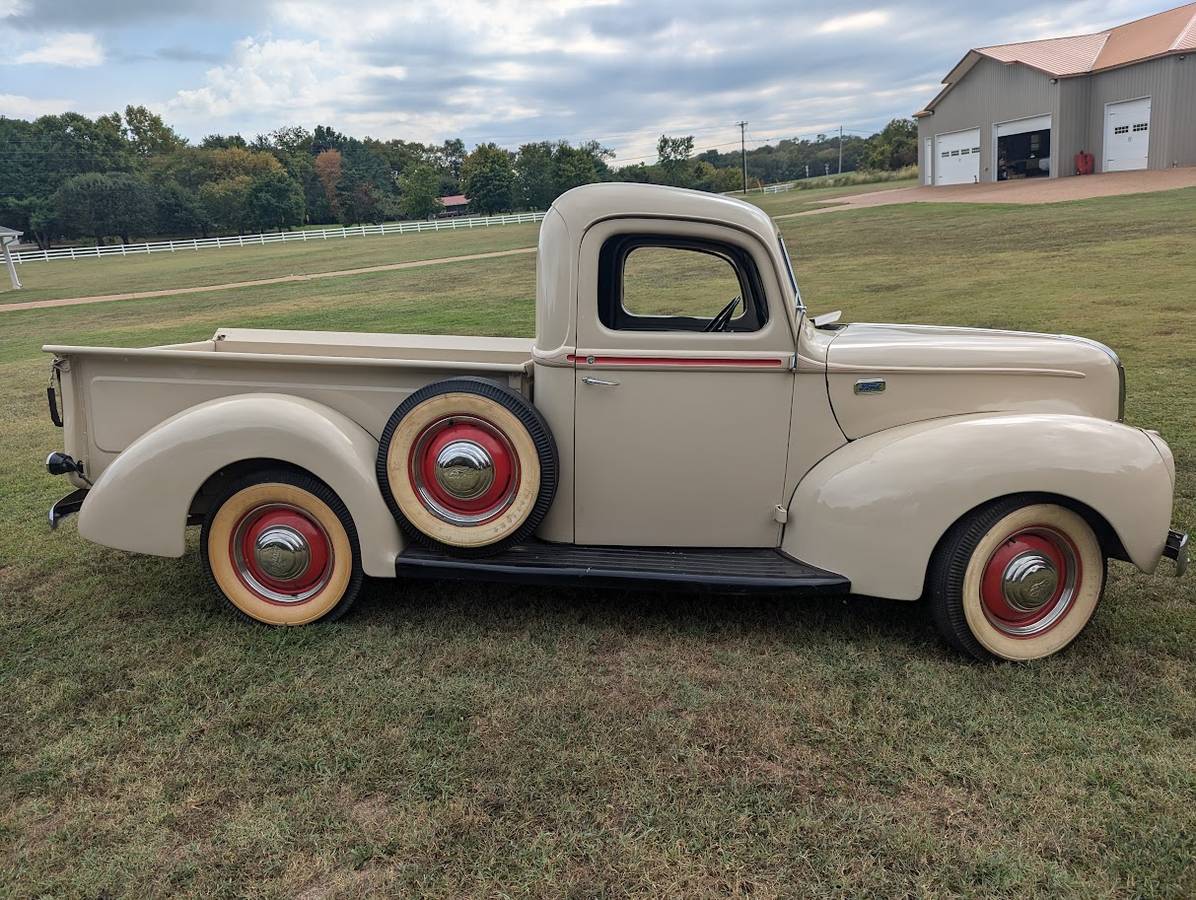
396,541,850,595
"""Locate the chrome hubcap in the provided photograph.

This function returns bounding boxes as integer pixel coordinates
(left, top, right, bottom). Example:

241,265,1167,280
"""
253,525,311,581
1001,552,1059,612
434,440,495,500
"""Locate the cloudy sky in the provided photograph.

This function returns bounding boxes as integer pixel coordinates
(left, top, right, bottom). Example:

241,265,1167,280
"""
0,0,1173,162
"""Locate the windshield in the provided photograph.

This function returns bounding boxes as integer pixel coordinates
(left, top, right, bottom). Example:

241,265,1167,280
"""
777,235,804,312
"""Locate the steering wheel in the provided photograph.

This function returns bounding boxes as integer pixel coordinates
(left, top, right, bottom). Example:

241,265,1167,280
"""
703,295,741,333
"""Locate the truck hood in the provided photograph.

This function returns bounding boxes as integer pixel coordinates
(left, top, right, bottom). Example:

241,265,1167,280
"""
824,323,1123,439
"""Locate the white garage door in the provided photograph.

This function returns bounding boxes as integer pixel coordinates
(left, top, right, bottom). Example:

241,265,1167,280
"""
1104,97,1150,172
935,129,980,185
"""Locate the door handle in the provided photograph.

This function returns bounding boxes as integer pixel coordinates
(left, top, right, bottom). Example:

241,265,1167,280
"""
581,376,620,387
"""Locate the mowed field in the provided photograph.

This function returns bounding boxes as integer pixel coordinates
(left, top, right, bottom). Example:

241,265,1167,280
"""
1,185,1194,897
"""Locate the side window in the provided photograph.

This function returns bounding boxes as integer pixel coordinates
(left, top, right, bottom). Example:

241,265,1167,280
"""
597,236,768,333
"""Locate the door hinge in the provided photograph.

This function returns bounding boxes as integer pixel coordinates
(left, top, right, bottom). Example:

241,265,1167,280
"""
773,505,788,524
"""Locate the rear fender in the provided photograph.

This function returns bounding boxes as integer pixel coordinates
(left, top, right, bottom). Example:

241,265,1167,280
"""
76,393,402,577
782,413,1174,600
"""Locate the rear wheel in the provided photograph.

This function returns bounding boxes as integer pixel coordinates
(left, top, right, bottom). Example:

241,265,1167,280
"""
201,469,362,625
928,498,1106,661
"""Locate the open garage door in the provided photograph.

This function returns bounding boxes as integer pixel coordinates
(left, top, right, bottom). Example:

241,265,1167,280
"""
996,114,1051,181
934,129,980,185
1104,97,1150,172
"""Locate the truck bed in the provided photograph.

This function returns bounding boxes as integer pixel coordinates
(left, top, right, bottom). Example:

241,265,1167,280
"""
45,328,535,482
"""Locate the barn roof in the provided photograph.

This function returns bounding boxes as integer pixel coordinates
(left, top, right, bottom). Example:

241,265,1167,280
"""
916,2,1196,116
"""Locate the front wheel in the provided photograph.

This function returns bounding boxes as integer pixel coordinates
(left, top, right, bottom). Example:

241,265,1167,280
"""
928,498,1106,661
201,469,363,625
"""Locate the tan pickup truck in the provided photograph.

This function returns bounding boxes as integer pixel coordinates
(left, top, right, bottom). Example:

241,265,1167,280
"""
43,183,1187,660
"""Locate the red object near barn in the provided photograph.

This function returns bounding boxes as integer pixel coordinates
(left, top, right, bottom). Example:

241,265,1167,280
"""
1075,151,1095,175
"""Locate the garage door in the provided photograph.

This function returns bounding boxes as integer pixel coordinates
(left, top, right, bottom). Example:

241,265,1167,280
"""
934,129,980,185
1104,97,1150,172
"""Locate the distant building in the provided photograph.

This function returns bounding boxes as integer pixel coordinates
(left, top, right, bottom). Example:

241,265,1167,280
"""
437,194,470,217
916,2,1196,185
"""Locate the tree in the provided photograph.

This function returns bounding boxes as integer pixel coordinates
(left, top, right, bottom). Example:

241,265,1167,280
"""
155,182,207,236
198,176,254,233
313,149,343,220
862,118,918,171
437,138,467,185
656,134,696,187
460,143,515,214
247,170,305,231
336,145,395,224
515,142,556,210
397,164,443,219
200,133,248,149
53,172,156,243
552,140,612,196
123,105,186,157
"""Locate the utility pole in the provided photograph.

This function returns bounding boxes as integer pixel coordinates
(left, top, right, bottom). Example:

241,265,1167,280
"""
804,164,809,180
736,120,748,193
838,125,844,174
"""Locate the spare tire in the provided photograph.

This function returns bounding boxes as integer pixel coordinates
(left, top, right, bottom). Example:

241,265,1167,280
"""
376,377,558,554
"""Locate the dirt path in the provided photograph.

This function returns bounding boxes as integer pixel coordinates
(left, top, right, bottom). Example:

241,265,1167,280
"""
0,246,537,314
777,167,1196,218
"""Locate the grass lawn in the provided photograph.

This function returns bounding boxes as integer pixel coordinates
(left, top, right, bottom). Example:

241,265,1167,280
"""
1,188,1193,897
745,177,917,217
0,223,541,305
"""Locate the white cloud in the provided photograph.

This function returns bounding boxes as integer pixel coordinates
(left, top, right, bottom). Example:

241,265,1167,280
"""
167,36,404,122
0,93,76,117
816,10,891,34
15,32,104,67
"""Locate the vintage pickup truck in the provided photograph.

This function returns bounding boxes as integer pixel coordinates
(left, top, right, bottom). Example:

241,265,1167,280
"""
43,183,1187,660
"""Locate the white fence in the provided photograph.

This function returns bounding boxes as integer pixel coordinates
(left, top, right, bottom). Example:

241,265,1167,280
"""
12,211,547,264
762,182,795,194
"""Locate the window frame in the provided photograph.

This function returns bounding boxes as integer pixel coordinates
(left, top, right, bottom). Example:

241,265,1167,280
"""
596,233,769,334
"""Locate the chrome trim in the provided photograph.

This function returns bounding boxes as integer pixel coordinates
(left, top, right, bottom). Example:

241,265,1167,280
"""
1002,552,1059,612
252,525,311,581
1165,530,1189,578
231,503,332,604
987,528,1078,638
434,440,495,501
581,376,620,386
411,416,520,527
1117,361,1126,422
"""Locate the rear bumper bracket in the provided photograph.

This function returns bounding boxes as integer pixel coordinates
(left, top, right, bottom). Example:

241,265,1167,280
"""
49,488,89,530
1164,529,1189,578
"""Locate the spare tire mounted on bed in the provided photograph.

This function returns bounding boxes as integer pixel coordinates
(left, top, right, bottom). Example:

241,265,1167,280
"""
376,377,558,554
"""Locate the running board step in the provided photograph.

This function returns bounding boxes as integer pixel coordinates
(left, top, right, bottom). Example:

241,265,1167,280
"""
396,542,850,595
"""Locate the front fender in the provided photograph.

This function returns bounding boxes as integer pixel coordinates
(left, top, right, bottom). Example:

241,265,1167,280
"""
77,393,402,577
782,413,1174,600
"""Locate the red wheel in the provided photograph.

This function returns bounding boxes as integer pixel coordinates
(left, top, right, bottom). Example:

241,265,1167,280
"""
230,504,334,604
409,416,520,526
929,498,1106,660
977,527,1081,638
201,470,362,625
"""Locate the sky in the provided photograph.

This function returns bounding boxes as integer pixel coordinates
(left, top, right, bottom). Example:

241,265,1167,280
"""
0,0,1176,164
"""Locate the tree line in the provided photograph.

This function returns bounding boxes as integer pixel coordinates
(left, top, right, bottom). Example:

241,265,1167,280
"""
0,106,917,249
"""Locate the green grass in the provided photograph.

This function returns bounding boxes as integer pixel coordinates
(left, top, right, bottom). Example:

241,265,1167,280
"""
744,177,917,217
0,223,540,305
1,189,1194,897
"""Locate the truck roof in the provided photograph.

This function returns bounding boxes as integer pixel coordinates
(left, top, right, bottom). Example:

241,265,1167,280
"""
549,182,778,239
